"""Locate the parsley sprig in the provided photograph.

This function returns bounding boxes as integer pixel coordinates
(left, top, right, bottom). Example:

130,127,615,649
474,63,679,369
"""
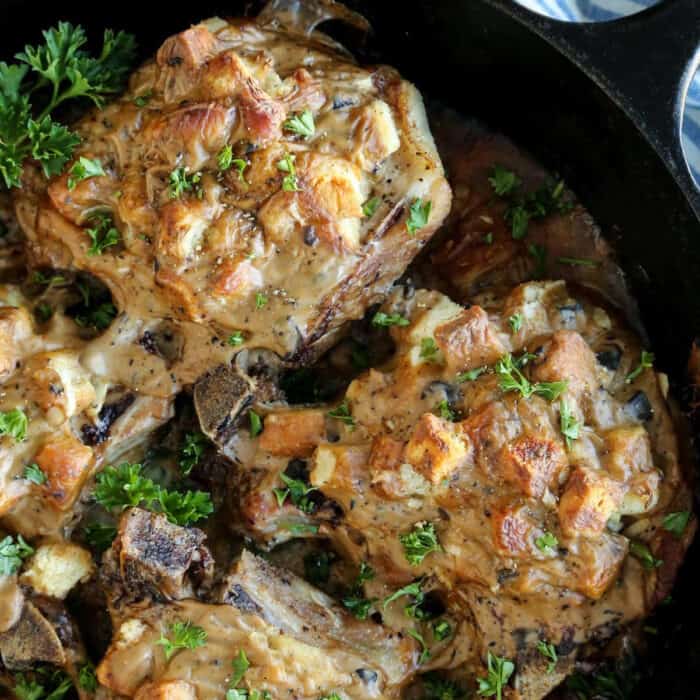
477,652,515,699
179,432,207,476
372,312,410,327
495,353,567,401
400,522,442,566
407,198,431,235
342,561,376,620
273,473,317,513
283,109,315,139
67,156,104,190
536,640,558,674
0,408,28,442
23,463,47,485
93,462,213,526
625,350,654,383
85,212,119,255
0,23,136,188
327,400,355,429
277,153,300,192
0,534,34,575
157,619,207,660
559,399,580,449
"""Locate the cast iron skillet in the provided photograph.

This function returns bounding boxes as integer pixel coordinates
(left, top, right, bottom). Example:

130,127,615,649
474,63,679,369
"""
2,0,699,695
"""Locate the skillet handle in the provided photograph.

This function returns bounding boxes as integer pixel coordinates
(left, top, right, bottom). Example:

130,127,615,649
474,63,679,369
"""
497,0,700,217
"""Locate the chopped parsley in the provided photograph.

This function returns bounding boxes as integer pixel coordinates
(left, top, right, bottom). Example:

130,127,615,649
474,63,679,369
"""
407,628,431,664
625,350,654,383
134,89,153,107
14,668,73,700
342,562,376,620
535,531,558,554
227,330,245,346
230,649,250,687
157,620,207,660
22,463,46,485
420,337,440,363
372,312,410,327
383,580,423,610
273,473,317,513
629,540,663,570
85,213,120,256
362,196,380,218
536,640,558,674
495,352,567,401
249,410,263,438
31,270,66,286
0,408,28,442
399,522,442,566
217,145,248,182
327,400,355,428
179,432,207,476
0,534,33,575
477,652,515,700
277,153,300,192
559,399,580,449
78,662,98,692
484,232,494,245
432,620,452,641
435,400,455,421
74,301,117,330
67,156,104,190
168,167,202,199
508,313,523,333
456,366,486,383
255,292,268,309
662,511,691,537
488,166,520,196
34,303,53,322
283,109,315,139
407,198,431,235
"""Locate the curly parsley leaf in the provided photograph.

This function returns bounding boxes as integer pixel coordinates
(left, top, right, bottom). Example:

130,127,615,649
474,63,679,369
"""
0,407,28,442
507,313,523,333
477,652,515,699
400,522,442,566
67,155,103,189
420,337,440,363
489,165,520,196
23,462,47,485
0,534,34,575
327,400,355,428
1,23,135,188
535,531,558,554
372,312,409,327
456,366,486,383
249,410,263,437
169,167,202,199
536,640,558,674
662,511,691,538
283,109,315,139
274,473,317,513
84,213,119,255
407,197,431,235
157,619,207,660
277,153,299,192
362,196,380,218
156,489,214,527
495,353,567,401
559,399,580,449
179,431,207,476
78,662,98,692
342,562,376,619
227,330,245,346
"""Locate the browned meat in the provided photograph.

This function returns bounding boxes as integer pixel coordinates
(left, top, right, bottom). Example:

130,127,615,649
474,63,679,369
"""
101,508,214,614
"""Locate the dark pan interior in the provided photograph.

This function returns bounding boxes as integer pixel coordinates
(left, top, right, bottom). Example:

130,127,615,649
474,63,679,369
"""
1,0,699,693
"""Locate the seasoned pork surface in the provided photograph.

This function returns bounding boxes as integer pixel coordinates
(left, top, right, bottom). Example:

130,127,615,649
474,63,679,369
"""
14,16,451,361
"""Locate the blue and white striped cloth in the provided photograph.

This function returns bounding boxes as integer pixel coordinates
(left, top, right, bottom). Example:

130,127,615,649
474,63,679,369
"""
519,0,700,187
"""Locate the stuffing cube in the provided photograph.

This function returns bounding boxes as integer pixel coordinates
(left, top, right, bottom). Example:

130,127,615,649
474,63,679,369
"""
20,542,94,599
0,306,33,381
368,435,405,473
558,467,625,538
491,503,537,557
499,434,567,498
135,682,197,700
532,330,598,398
434,305,506,372
34,432,94,510
258,409,326,457
602,425,653,481
404,413,469,484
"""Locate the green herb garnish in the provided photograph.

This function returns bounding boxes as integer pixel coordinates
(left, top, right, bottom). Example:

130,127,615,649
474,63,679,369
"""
477,652,515,700
283,109,315,139
157,620,207,660
400,522,442,566
372,312,409,327
22,463,46,485
625,350,654,383
67,156,104,190
407,198,431,235
0,407,28,442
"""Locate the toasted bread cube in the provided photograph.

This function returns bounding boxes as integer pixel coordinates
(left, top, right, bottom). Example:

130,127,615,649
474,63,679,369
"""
368,435,405,473
23,350,96,423
135,681,197,700
602,425,653,481
532,330,598,398
34,432,94,510
502,281,568,340
350,99,401,171
20,542,94,599
434,305,506,372
571,534,627,599
0,306,33,381
310,443,371,505
257,409,326,457
558,467,625,538
491,504,537,557
621,469,661,516
404,413,469,484
500,434,567,498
